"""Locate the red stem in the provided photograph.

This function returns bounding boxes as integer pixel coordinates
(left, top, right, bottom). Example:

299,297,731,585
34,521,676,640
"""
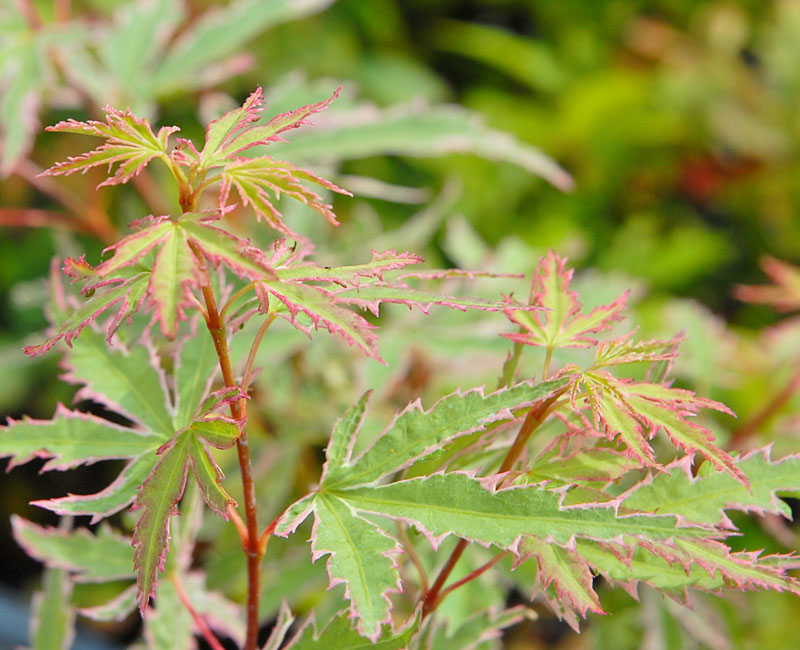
170,573,226,650
196,269,262,650
420,391,563,618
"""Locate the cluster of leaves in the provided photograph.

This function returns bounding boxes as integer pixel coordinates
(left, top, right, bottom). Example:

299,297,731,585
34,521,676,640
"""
3,86,800,650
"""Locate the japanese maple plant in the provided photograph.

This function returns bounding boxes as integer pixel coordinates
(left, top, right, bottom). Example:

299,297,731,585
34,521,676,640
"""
3,88,800,649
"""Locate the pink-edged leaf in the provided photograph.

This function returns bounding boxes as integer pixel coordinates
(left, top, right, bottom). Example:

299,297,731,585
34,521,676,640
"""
194,386,247,420
11,516,134,581
323,377,571,490
35,453,158,523
92,218,172,279
274,493,317,537
581,374,658,468
260,280,381,360
178,213,276,281
332,284,519,316
592,333,682,369
284,607,419,650
622,448,800,527
219,156,351,236
148,225,199,338
503,251,627,350
735,256,800,312
24,272,150,357
30,568,75,650
187,435,236,517
61,328,174,436
644,538,800,596
309,494,401,642
78,584,138,623
0,404,162,471
335,472,711,553
42,107,177,187
132,433,191,613
215,87,342,162
189,419,241,449
275,249,423,285
199,87,265,166
320,391,372,484
622,386,744,485
261,600,295,650
518,536,604,625
529,444,642,485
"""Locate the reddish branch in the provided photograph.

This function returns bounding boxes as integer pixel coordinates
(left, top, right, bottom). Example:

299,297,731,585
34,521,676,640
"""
421,391,563,617
170,573,226,650
194,253,262,650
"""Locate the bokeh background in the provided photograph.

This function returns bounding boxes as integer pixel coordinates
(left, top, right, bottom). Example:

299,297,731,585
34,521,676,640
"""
2,1,800,648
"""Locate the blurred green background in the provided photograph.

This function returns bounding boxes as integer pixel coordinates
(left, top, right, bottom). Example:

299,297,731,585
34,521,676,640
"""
2,0,800,648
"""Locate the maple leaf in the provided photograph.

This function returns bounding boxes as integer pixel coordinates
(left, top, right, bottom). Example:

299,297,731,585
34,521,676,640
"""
179,86,351,237
275,379,714,639
25,212,276,353
3,330,238,612
40,107,178,187
502,250,628,351
564,366,745,484
249,240,524,362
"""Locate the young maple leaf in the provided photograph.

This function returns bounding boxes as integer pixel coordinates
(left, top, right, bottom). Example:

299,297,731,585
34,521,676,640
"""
734,256,800,312
40,107,178,187
176,86,352,237
247,239,523,362
25,212,276,355
503,250,628,350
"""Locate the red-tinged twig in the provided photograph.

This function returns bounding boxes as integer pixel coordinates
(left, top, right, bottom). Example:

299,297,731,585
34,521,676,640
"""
396,523,429,593
241,313,277,394
730,361,800,449
192,245,261,650
228,503,249,547
170,573,226,650
436,550,509,604
220,282,256,321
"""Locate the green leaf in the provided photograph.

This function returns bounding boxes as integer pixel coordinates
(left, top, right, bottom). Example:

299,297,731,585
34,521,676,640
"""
324,377,570,489
334,473,710,549
188,435,236,517
0,406,161,471
11,517,134,582
79,584,138,623
219,156,348,235
622,449,800,525
24,272,150,357
286,609,419,650
149,224,197,337
322,391,372,478
132,433,191,612
141,573,193,650
35,453,159,521
173,330,218,429
519,537,603,620
310,494,400,641
149,0,336,94
503,251,627,351
63,328,174,436
31,568,75,650
267,102,572,190
42,108,176,187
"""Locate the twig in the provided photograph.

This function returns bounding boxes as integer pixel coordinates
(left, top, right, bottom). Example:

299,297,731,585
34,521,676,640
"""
170,573,226,650
420,391,563,618
193,244,261,650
